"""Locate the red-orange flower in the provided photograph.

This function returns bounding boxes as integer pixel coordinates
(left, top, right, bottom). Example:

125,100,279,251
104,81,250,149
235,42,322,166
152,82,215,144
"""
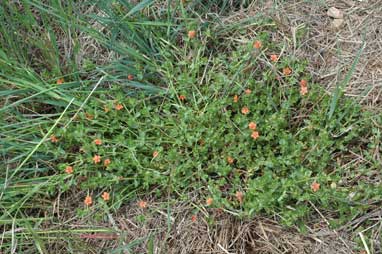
84,195,92,206
153,151,159,158
101,192,110,201
188,30,196,39
253,40,262,49
56,78,64,85
235,191,244,203
128,74,134,81
300,79,308,96
65,166,73,174
138,200,147,208
233,95,239,103
245,89,251,95
283,67,292,76
94,139,102,145
227,156,234,165
104,159,111,167
206,197,213,206
311,181,320,192
270,54,278,62
115,104,123,111
248,122,257,130
191,215,197,222
179,95,186,101
251,131,259,140
50,135,59,143
300,86,308,96
93,155,101,164
241,106,250,115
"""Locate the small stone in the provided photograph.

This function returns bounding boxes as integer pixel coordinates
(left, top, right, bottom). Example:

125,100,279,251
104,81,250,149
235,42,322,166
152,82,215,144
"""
332,19,344,29
327,7,344,19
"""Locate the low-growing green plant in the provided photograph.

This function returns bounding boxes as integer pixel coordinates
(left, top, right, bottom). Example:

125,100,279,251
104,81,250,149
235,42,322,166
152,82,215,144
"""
44,42,381,226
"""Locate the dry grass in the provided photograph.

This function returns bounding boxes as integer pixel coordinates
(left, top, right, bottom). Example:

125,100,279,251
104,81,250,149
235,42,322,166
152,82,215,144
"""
50,195,360,254
268,0,382,108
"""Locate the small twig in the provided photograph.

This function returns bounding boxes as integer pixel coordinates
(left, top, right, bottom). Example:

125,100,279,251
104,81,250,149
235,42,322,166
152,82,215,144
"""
358,232,370,254
156,209,175,223
217,243,232,254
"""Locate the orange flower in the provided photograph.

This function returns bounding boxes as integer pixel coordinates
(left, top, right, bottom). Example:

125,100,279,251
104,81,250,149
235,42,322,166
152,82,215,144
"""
311,181,320,192
235,191,244,203
227,156,234,165
104,105,110,113
179,95,186,101
188,30,196,39
128,74,134,81
85,113,94,120
84,195,92,206
65,166,73,174
115,104,123,111
253,40,262,49
56,78,64,85
233,95,239,103
283,67,292,76
153,151,159,158
300,79,308,96
245,89,251,95
300,86,308,96
251,131,259,140
94,139,102,145
241,106,250,115
206,197,213,206
138,200,147,208
248,122,257,130
93,155,101,164
50,135,59,143
104,158,111,167
191,215,197,222
101,192,110,201
270,54,278,62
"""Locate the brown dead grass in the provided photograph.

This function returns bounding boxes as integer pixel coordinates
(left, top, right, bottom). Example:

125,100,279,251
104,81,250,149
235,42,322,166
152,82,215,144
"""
47,194,359,254
265,0,382,108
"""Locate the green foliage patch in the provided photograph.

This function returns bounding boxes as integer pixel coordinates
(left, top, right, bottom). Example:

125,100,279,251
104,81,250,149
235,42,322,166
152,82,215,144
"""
48,44,381,226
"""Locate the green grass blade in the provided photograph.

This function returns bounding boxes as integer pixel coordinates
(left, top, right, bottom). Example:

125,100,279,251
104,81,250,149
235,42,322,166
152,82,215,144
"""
327,39,366,119
125,0,154,17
